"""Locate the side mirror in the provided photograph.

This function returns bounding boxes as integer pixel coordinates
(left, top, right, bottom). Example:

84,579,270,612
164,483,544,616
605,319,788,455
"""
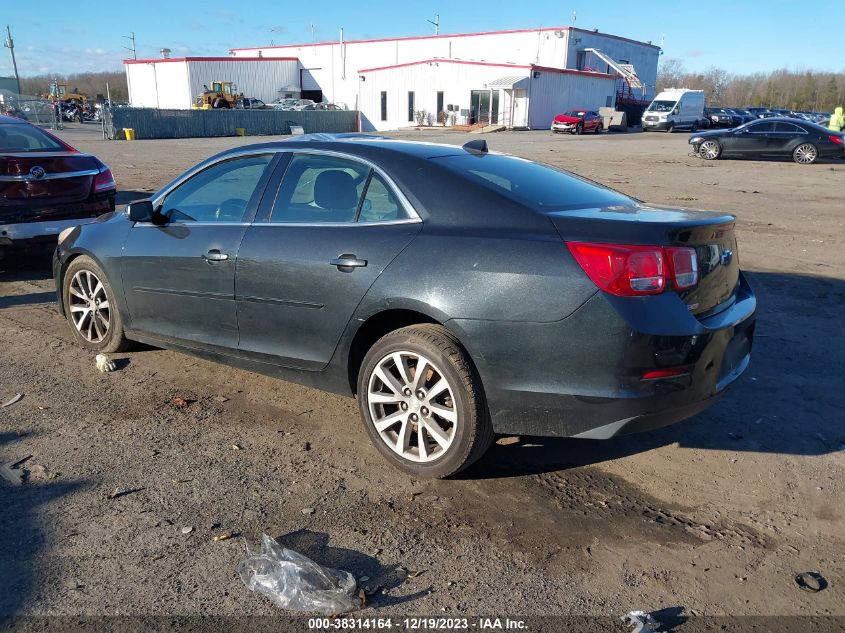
127,200,166,225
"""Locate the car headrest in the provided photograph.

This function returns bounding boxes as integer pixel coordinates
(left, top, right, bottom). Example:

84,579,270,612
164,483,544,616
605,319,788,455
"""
314,170,358,211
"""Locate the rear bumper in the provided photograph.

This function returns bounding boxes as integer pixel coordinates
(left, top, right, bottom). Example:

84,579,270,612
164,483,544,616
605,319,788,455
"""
0,216,95,245
448,274,756,438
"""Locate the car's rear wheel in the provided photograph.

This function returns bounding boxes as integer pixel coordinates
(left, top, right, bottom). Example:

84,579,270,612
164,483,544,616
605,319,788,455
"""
699,140,722,160
595,122,603,134
358,324,493,478
793,143,818,164
62,256,131,353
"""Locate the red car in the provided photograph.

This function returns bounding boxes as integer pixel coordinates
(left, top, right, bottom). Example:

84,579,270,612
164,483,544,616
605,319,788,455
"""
551,109,604,134
0,114,115,258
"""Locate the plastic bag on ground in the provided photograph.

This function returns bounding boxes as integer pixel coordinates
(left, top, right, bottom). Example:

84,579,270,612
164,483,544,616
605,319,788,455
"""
238,533,359,615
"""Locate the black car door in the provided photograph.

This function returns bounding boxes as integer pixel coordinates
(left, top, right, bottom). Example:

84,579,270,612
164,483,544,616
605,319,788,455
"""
772,121,806,153
235,151,422,370
120,152,277,349
729,121,776,154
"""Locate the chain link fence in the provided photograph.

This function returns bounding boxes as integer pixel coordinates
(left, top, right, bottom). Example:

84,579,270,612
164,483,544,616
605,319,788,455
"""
0,90,62,128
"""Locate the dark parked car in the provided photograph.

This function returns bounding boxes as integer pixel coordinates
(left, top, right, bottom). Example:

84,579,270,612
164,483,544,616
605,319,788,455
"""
551,110,604,134
690,117,845,164
745,107,775,119
0,114,116,257
53,136,756,477
704,107,739,128
727,109,755,124
236,98,267,110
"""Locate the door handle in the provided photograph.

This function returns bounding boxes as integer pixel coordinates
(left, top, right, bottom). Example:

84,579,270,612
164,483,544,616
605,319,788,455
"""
202,250,229,262
330,254,367,272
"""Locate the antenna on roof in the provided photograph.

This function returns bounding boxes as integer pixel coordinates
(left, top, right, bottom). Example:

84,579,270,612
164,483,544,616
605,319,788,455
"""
427,14,440,36
463,139,488,154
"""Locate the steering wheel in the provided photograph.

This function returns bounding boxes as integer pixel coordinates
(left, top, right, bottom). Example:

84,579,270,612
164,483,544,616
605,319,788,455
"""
215,198,248,221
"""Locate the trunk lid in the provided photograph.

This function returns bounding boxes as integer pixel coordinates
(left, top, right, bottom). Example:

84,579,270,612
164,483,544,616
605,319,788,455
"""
550,204,740,316
0,152,100,222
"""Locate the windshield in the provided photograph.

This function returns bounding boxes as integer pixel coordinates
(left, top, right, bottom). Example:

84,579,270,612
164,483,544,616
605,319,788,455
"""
433,153,634,212
0,123,66,152
563,111,586,117
647,100,676,112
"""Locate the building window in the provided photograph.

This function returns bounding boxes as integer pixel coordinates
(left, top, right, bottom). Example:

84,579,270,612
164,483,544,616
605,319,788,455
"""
408,91,415,122
436,91,444,115
380,91,387,121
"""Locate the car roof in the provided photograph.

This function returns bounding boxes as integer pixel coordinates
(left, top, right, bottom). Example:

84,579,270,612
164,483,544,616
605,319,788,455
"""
214,134,472,161
0,114,32,125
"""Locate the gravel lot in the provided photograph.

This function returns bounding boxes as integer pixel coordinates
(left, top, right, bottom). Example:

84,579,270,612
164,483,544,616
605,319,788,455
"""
1,124,844,627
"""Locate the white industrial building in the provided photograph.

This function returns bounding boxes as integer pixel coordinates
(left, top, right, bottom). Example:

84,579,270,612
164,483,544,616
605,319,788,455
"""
124,26,660,131
124,56,300,109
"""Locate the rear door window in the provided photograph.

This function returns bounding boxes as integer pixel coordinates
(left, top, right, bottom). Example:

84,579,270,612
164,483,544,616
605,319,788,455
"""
775,122,805,134
747,121,776,133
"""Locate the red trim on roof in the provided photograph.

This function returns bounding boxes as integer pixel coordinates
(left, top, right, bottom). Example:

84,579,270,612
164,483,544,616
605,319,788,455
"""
230,25,660,53
232,26,567,52
123,56,298,64
531,65,617,79
359,59,531,74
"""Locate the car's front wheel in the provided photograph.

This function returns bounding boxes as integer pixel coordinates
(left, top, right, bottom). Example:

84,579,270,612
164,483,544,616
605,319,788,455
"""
358,325,493,478
574,123,583,135
62,256,132,353
699,140,722,160
793,143,818,164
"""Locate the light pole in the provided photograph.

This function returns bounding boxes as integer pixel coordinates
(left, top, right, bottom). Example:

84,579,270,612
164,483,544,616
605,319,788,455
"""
4,25,21,95
123,31,136,60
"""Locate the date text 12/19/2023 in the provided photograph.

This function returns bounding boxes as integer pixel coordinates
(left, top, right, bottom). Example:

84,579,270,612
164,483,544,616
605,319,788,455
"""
307,617,528,630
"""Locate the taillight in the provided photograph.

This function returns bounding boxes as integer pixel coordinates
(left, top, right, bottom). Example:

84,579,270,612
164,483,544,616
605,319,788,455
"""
567,242,699,297
92,167,116,193
666,246,699,289
830,135,844,146
641,366,692,380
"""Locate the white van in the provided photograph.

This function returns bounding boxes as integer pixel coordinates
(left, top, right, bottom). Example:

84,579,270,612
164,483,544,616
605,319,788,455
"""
642,89,705,132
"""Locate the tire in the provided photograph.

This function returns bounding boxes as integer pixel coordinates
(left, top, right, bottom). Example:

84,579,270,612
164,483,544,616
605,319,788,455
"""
691,121,698,132
698,139,722,160
792,143,818,164
575,123,583,135
62,255,132,353
357,324,493,478
595,123,603,134
666,123,674,133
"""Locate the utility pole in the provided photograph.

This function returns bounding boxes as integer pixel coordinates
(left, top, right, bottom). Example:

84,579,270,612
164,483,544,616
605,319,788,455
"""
123,31,136,60
4,25,21,95
427,14,440,36
310,23,316,43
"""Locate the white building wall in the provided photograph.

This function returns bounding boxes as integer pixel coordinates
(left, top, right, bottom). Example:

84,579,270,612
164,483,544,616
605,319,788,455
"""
125,58,299,109
527,70,617,129
233,28,571,110
231,27,659,107
358,61,531,132
125,61,191,109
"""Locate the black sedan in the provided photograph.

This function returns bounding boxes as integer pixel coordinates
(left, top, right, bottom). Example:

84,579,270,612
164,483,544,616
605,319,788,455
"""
704,107,741,128
690,118,845,164
53,135,756,478
1,114,116,258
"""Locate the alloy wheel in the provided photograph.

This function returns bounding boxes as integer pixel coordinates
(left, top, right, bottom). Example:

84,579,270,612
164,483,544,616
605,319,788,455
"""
794,144,817,164
68,270,111,343
367,350,458,463
699,140,721,160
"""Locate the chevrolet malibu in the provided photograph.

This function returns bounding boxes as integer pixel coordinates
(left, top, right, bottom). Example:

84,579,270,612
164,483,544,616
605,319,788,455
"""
53,136,756,478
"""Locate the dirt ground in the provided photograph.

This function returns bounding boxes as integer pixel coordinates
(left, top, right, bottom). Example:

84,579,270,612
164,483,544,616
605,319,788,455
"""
1,124,844,629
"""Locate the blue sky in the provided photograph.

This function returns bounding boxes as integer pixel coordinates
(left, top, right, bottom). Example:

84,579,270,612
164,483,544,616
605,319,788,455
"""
1,0,840,77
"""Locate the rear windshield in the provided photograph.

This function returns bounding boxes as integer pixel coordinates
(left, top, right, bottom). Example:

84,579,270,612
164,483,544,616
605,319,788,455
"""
0,123,66,152
433,154,633,211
